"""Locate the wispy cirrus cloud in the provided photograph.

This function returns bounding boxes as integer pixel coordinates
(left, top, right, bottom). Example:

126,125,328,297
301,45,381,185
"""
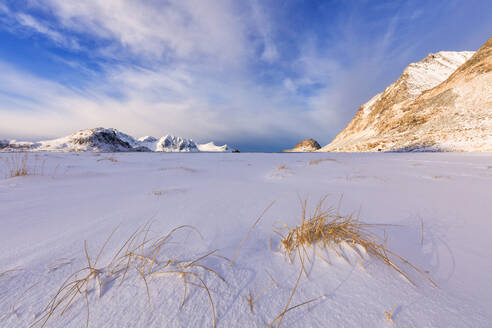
34,0,251,64
0,4,79,49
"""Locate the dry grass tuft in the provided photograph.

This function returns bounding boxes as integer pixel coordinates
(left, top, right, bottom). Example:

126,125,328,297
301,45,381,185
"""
276,197,437,287
159,166,197,173
308,158,337,166
30,223,223,328
2,152,46,178
431,175,451,180
151,188,186,197
96,157,117,163
268,197,436,327
3,152,29,177
384,305,397,322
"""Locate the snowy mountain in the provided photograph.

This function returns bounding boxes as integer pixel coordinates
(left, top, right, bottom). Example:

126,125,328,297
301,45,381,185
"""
0,128,232,152
138,135,199,152
322,36,492,152
283,138,321,152
197,141,234,152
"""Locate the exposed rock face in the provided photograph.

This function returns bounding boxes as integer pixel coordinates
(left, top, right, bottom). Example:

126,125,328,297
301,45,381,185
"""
322,37,492,152
284,138,321,152
0,140,9,149
69,128,142,152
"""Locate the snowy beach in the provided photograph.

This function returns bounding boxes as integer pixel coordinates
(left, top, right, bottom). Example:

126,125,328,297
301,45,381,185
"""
1,152,491,327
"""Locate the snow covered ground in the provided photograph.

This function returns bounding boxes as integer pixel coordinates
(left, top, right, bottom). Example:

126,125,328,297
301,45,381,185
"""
1,152,491,327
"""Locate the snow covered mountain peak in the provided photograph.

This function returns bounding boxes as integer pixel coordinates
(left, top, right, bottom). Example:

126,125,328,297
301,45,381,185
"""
0,128,232,152
402,51,475,97
139,134,199,152
359,50,474,118
197,141,233,152
66,127,144,152
322,36,492,152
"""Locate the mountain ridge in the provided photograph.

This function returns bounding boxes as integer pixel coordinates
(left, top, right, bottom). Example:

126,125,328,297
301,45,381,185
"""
0,127,234,152
321,37,492,152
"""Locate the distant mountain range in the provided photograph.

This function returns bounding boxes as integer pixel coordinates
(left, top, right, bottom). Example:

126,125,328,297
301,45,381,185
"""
321,36,492,152
0,128,235,152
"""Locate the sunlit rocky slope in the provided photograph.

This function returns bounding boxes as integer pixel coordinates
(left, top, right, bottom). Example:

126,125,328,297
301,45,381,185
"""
322,37,492,152
283,139,321,152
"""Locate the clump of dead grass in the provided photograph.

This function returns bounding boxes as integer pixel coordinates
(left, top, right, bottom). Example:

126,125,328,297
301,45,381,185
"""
2,152,46,178
308,158,337,165
151,189,167,196
267,197,436,327
30,223,223,328
159,166,197,173
96,157,118,163
3,152,29,177
385,305,397,322
276,197,437,287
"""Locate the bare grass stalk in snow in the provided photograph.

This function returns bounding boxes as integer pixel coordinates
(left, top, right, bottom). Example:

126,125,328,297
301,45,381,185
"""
2,152,46,178
30,223,222,328
230,201,275,266
3,152,29,177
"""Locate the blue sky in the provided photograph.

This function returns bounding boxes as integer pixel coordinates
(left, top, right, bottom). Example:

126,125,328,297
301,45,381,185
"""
0,0,491,151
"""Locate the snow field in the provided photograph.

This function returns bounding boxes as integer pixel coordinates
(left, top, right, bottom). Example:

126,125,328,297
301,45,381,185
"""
1,152,491,327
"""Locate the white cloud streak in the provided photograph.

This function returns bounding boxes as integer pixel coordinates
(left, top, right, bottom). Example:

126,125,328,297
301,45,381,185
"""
34,0,250,65
0,4,79,49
